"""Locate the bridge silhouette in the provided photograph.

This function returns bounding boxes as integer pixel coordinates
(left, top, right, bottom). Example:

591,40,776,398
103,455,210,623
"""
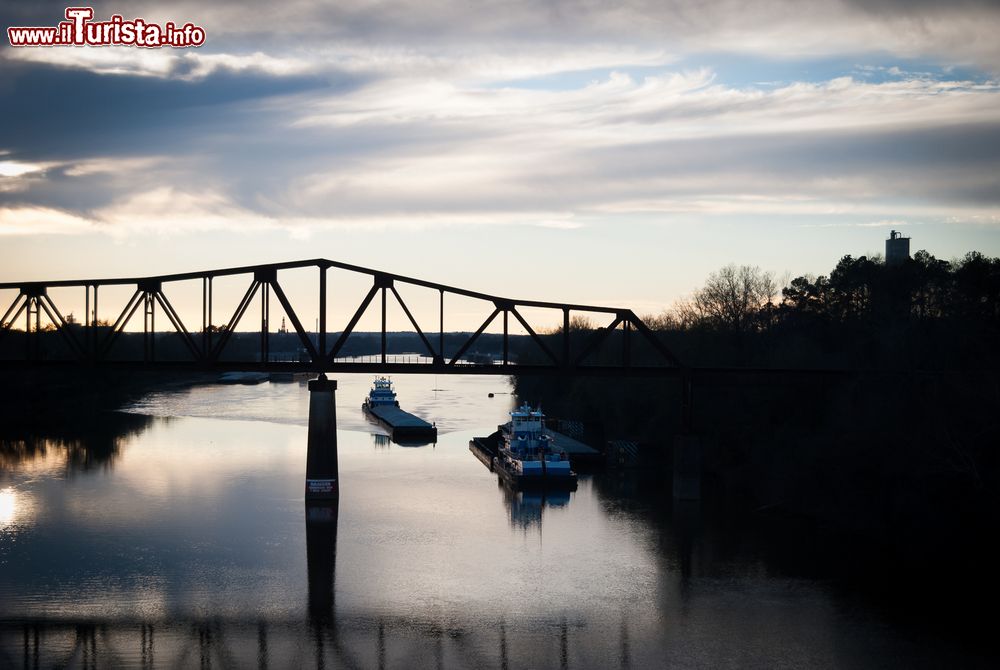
10,259,846,500
0,258,682,376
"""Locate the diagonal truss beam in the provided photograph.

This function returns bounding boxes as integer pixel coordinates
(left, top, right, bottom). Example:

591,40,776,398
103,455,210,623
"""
269,278,320,363
211,280,260,361
574,315,623,367
626,310,681,367
449,307,501,365
0,294,26,340
38,294,86,359
509,307,560,367
153,292,202,361
100,289,144,358
326,284,379,362
389,285,436,359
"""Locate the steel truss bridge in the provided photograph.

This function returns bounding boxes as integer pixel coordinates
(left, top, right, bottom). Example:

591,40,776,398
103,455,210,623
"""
0,258,682,376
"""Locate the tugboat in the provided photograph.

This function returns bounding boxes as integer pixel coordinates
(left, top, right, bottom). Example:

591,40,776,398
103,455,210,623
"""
494,404,577,489
362,376,399,411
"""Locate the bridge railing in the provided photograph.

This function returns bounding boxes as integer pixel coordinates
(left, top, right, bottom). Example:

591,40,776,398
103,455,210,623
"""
0,259,682,374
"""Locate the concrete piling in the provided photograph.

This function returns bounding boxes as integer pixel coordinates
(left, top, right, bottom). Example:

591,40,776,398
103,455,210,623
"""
306,375,339,499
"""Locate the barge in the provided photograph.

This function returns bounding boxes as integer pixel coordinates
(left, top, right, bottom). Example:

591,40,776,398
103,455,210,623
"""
362,377,437,443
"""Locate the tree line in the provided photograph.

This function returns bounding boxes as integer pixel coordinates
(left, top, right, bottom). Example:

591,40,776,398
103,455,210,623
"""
639,250,1000,371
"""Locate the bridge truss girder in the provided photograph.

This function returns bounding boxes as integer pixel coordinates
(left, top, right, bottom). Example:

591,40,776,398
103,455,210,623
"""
0,258,682,374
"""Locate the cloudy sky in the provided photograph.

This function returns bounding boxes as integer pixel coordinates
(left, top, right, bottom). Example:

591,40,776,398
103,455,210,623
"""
2,1,999,327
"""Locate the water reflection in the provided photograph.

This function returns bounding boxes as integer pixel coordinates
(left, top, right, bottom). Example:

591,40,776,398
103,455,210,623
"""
369,432,436,449
1,380,996,668
305,502,339,619
500,482,571,531
0,412,153,474
671,500,701,582
0,483,994,668
0,488,15,526
589,468,702,581
0,614,649,670
369,433,437,449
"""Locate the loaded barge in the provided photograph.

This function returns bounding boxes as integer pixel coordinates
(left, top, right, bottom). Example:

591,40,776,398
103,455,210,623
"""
362,377,437,443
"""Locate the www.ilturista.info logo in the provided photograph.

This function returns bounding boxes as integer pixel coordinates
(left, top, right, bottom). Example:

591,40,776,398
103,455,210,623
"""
7,7,206,48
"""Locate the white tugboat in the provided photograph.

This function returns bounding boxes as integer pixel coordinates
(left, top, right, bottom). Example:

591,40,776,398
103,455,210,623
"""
495,404,577,489
362,376,399,410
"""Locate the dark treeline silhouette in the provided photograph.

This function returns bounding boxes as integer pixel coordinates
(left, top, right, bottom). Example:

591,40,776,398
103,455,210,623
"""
645,250,1000,370
514,249,1000,594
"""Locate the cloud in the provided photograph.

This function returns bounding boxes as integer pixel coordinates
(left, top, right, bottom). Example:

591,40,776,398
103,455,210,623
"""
0,206,94,235
0,160,49,178
156,1,1000,70
0,58,352,161
2,2,999,241
6,47,315,80
96,186,280,236
801,219,917,229
2,62,999,236
5,1,1000,77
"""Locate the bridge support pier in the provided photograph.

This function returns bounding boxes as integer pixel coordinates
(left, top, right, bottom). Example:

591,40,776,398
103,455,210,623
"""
672,435,701,500
306,375,339,499
306,500,339,618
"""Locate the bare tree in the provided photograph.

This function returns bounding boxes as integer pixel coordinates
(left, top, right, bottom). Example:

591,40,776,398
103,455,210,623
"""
692,264,777,332
671,298,705,330
642,311,682,331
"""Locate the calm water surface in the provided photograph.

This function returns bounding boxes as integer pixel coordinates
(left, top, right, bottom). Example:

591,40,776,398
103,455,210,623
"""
0,375,992,668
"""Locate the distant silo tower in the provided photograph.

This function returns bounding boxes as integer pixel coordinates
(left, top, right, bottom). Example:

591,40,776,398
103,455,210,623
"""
886,230,910,266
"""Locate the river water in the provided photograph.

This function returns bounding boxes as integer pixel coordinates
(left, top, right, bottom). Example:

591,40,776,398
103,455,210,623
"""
0,375,992,668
